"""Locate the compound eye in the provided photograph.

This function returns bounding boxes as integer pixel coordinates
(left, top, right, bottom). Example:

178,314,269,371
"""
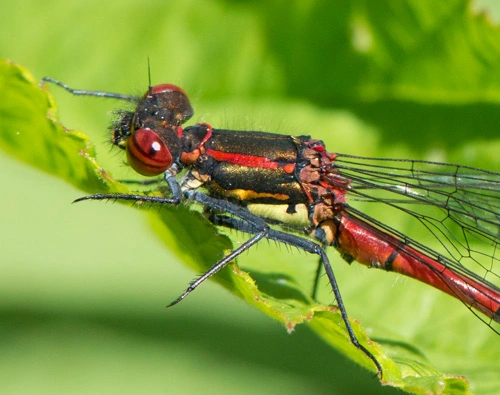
151,84,187,96
126,128,172,176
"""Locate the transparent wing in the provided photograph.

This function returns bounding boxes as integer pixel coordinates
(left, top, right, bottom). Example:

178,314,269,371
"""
331,154,500,328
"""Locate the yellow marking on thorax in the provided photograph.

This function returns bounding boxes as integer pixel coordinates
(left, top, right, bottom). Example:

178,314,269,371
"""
247,203,309,227
226,189,290,201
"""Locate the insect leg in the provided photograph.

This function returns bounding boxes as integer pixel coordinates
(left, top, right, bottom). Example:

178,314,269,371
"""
41,77,141,102
165,190,271,305
75,186,271,307
208,213,382,377
74,169,183,204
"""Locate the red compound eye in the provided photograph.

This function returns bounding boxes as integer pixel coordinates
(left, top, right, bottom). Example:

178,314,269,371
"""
151,83,187,96
126,128,172,176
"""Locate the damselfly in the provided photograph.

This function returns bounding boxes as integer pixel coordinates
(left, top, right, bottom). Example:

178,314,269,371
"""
42,77,500,376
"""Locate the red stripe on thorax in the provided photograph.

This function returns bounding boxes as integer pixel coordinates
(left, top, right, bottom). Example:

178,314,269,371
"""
206,149,279,169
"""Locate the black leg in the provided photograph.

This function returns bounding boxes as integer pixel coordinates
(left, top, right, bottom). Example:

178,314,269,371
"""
41,77,141,102
208,214,382,377
74,187,270,307
211,212,323,300
311,259,324,301
74,187,381,377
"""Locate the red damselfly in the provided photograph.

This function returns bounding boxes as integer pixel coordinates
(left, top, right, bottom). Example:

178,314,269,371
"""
42,77,500,376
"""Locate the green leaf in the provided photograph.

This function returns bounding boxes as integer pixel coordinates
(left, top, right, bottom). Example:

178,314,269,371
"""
0,60,485,395
0,60,126,195
3,1,500,393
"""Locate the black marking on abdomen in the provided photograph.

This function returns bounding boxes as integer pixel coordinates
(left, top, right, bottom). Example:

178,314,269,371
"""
382,249,400,272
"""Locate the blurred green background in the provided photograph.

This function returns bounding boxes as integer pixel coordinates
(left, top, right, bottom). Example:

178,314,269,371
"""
2,1,500,394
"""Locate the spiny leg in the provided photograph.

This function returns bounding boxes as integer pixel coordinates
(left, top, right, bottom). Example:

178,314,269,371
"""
208,213,382,377
74,188,381,376
167,230,268,307
209,210,326,301
74,187,270,308
165,189,270,305
41,77,141,102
